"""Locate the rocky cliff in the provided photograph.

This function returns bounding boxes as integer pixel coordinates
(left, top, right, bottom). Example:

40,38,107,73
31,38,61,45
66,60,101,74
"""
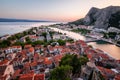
84,6,120,29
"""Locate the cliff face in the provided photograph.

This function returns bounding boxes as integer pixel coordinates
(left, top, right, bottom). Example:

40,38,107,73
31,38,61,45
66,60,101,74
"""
84,6,120,29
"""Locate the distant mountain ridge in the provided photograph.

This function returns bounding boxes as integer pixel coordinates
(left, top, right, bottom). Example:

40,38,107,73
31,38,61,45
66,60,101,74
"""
70,6,120,29
0,18,53,22
84,6,120,29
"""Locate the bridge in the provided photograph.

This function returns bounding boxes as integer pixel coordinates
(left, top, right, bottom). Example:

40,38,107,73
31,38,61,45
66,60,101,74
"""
83,35,120,47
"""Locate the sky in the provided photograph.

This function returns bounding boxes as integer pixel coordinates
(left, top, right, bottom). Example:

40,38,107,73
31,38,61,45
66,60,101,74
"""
0,0,120,22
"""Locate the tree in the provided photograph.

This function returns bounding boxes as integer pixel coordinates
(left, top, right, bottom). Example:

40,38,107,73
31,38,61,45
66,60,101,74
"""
49,65,73,80
41,32,47,38
32,40,44,46
13,41,25,48
79,56,89,65
59,54,89,75
57,39,66,45
0,40,11,48
25,37,30,42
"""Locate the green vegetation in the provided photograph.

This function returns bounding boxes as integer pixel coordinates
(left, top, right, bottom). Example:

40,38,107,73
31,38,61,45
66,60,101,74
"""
7,30,30,41
50,54,89,80
49,31,55,38
49,65,73,80
0,40,11,48
103,32,117,39
57,39,66,45
13,42,25,48
41,32,47,38
71,28,90,35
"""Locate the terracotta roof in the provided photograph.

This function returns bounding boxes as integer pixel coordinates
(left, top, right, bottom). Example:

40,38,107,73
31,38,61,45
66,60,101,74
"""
115,74,120,80
30,35,38,39
87,54,92,59
34,74,45,80
0,59,9,66
30,61,37,67
24,44,32,49
25,62,30,66
19,73,34,80
12,69,21,79
44,57,52,65
54,55,62,62
97,66,115,79
28,47,34,53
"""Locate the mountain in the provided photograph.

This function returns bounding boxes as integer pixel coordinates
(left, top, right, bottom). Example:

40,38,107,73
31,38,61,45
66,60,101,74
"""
71,6,120,29
84,6,120,29
68,18,84,26
0,18,53,22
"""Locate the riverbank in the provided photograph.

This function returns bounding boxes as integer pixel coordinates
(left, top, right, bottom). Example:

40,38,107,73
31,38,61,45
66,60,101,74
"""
49,27,120,60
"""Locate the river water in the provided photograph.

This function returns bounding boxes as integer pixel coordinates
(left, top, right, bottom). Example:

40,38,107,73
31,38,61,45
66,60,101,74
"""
50,27,120,60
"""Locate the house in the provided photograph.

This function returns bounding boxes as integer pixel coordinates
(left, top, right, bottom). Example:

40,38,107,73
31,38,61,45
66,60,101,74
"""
19,37,26,43
24,44,32,49
11,69,21,79
44,57,53,68
114,74,120,80
6,53,16,60
19,73,34,80
38,36,45,41
12,46,22,53
97,66,115,80
34,74,45,80
28,47,34,55
19,73,45,80
4,47,13,54
0,59,10,66
53,34,61,40
46,32,52,41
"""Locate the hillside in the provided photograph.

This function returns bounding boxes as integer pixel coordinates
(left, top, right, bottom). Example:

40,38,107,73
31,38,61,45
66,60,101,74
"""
70,6,120,30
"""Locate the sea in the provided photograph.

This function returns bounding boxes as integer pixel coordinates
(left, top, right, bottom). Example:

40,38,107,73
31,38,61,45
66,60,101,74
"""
0,22,61,37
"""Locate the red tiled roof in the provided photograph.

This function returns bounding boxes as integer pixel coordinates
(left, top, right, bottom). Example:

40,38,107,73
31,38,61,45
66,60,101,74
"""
12,46,22,49
99,54,109,59
19,73,34,80
30,35,38,39
24,62,30,68
115,74,120,80
44,57,52,65
24,44,32,49
30,61,37,67
0,59,9,66
29,47,34,52
34,74,45,80
87,54,92,59
97,66,115,78
12,69,21,79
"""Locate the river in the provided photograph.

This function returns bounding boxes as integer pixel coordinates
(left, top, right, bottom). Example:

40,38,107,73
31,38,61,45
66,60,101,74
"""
49,27,120,60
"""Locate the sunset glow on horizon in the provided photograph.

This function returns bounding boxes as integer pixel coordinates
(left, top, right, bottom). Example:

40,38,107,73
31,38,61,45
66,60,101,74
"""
0,0,120,22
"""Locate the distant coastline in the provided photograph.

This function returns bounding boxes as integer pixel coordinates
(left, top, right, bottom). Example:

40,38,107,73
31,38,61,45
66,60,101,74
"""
0,18,56,22
0,22,59,37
